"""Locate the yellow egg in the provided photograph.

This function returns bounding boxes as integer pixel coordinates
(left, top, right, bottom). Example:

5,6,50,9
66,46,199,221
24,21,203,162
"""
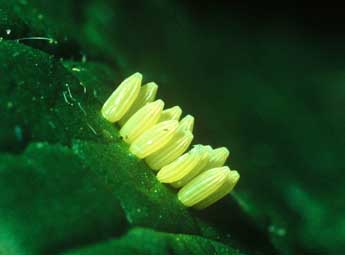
177,167,239,208
178,115,194,132
156,147,201,183
203,147,230,171
170,145,211,188
119,82,158,125
101,72,240,210
101,72,142,122
120,100,164,144
159,106,182,122
156,145,211,188
145,130,193,170
194,170,240,209
129,120,179,158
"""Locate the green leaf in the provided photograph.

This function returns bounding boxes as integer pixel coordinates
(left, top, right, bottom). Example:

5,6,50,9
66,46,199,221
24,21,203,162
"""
0,143,127,255
2,0,344,254
0,40,275,254
62,227,245,255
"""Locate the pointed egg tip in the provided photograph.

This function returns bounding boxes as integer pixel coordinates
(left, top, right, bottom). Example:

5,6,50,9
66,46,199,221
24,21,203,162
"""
173,105,182,111
124,72,143,86
146,81,158,89
179,115,195,132
125,72,143,88
190,144,212,171
132,72,143,79
215,147,230,157
159,105,183,122
204,145,213,150
142,82,158,98
193,144,212,151
155,99,164,106
144,99,164,111
173,106,183,117
218,166,231,176
228,170,240,184
141,82,158,102
206,147,230,169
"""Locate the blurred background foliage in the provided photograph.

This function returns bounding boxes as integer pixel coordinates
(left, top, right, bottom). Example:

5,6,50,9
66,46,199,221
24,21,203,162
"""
0,0,344,254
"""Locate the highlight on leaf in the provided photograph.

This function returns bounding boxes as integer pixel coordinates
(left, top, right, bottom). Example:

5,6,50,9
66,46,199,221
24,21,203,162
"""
101,72,240,209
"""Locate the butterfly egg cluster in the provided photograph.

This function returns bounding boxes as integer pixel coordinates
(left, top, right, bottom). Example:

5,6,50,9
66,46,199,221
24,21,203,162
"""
102,72,240,209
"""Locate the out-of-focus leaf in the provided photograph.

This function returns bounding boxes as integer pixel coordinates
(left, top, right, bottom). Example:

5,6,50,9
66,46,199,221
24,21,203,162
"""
63,227,244,255
0,143,127,255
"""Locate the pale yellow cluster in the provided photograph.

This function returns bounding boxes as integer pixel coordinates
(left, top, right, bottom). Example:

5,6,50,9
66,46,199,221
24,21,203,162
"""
101,72,240,209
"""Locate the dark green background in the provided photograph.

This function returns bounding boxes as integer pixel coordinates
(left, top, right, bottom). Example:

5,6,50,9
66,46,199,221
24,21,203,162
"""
0,1,344,254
